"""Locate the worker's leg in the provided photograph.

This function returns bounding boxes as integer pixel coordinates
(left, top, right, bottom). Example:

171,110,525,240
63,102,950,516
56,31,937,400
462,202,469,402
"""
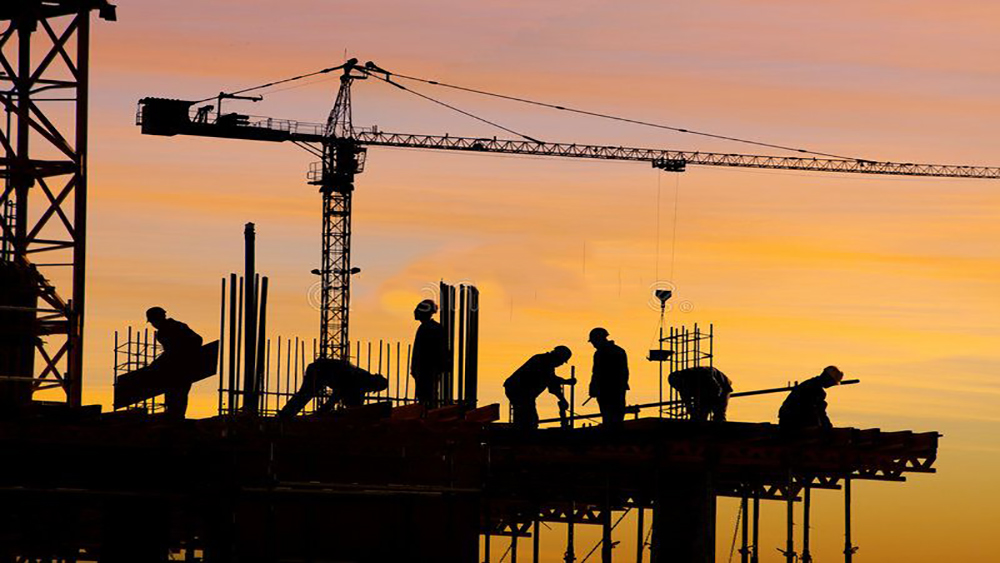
713,392,730,422
164,382,191,418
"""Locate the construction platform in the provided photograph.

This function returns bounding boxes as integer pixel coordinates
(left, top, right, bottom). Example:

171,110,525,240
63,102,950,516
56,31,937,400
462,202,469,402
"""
0,404,939,562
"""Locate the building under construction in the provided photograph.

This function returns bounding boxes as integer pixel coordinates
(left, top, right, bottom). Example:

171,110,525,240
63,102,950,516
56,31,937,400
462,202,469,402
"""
5,2,992,562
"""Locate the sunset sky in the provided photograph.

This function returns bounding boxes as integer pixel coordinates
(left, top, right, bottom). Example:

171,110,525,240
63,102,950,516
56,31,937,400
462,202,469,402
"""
65,1,1000,559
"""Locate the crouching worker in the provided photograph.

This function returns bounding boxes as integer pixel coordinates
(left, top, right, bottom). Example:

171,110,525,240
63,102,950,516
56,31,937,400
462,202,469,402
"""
279,358,388,418
668,366,733,422
146,306,203,418
778,365,844,431
504,346,576,430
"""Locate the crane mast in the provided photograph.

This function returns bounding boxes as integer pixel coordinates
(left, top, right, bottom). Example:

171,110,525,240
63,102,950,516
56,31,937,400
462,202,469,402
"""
135,69,1000,366
313,60,367,360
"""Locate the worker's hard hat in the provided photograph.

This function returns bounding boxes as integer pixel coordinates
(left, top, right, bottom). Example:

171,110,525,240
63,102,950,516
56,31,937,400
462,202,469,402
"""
823,365,844,384
414,299,438,315
145,306,166,322
552,345,572,362
588,327,609,343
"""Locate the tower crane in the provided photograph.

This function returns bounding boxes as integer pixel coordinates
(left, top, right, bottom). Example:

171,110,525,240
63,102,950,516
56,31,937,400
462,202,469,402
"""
136,58,1000,368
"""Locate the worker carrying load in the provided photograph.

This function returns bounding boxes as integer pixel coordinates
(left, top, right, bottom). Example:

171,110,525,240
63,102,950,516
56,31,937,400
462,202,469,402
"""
145,306,203,417
411,299,448,409
504,346,576,430
279,358,388,418
778,365,844,431
587,327,630,430
668,366,733,422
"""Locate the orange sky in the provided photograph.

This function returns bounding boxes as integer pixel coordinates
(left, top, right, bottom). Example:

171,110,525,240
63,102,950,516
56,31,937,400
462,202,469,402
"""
62,1,1000,560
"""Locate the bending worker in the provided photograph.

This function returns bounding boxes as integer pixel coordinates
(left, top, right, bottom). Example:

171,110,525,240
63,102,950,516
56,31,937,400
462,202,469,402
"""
504,346,575,430
668,366,733,422
411,299,448,409
587,327,630,429
280,358,388,418
146,306,202,418
778,365,844,431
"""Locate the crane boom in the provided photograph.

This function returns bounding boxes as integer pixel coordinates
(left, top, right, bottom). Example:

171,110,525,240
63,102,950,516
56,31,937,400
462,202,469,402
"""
137,100,1000,179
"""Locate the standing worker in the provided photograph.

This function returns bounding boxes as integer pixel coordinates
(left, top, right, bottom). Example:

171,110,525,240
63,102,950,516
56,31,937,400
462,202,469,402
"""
411,299,448,409
587,328,629,429
504,346,576,430
279,358,388,418
146,306,202,418
668,366,733,422
778,366,845,431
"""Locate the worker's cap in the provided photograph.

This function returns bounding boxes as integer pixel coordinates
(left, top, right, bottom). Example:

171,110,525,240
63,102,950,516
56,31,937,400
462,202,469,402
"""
145,306,166,322
414,299,438,315
587,327,609,343
822,365,844,384
552,345,572,362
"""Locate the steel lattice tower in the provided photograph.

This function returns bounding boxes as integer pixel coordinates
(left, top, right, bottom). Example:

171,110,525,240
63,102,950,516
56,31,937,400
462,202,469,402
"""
0,1,115,407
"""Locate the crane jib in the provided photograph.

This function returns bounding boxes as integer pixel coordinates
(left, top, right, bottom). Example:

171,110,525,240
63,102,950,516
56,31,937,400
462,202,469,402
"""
135,98,1000,179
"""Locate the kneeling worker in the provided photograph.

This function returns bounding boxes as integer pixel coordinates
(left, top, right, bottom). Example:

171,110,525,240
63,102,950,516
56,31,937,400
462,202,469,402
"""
504,346,576,430
668,366,733,422
280,358,388,418
778,365,844,431
146,306,203,418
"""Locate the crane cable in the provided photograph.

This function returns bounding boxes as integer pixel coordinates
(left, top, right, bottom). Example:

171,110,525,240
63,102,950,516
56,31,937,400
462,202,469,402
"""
378,69,864,161
191,63,350,104
360,69,544,144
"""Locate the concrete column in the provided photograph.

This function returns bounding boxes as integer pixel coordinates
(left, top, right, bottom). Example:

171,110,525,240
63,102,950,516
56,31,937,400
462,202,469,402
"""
651,472,716,563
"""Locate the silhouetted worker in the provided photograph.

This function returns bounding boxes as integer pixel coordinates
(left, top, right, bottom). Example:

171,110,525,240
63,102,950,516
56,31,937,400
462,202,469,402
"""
279,358,388,418
778,366,844,431
411,299,448,409
504,346,575,430
146,306,202,418
668,366,733,422
587,327,630,429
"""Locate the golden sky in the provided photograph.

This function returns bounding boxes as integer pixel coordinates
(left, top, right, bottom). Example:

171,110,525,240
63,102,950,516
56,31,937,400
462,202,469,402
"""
70,1,1000,560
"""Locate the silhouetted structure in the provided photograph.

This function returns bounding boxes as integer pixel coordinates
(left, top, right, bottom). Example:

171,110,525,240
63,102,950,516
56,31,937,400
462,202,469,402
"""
280,358,387,417
504,346,575,430
669,366,733,422
779,366,844,431
587,327,630,429
411,299,448,408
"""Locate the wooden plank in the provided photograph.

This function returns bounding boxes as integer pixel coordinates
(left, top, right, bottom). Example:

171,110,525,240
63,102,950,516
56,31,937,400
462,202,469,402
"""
113,341,219,409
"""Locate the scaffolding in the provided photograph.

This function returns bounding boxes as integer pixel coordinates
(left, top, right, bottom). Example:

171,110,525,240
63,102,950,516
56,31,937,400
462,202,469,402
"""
112,326,163,413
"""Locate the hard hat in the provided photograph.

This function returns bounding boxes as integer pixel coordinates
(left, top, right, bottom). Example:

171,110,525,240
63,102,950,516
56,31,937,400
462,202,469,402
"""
414,299,438,315
552,345,572,362
145,306,166,322
588,327,609,342
823,365,844,384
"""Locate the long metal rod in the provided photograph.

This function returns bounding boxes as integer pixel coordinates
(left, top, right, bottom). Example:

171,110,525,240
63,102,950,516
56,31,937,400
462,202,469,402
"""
539,380,861,424
751,491,760,563
741,493,749,563
785,474,795,563
636,506,644,563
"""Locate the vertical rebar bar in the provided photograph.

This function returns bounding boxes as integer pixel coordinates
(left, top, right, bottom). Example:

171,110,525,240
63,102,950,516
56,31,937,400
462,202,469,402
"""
228,273,237,414
218,277,226,415
802,484,812,563
235,276,244,410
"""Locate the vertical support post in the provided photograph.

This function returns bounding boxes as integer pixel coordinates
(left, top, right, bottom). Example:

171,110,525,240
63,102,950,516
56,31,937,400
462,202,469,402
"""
250,275,268,414
533,520,540,563
227,273,237,413
243,223,257,411
752,491,760,563
637,506,645,563
844,476,854,563
741,493,749,563
484,529,491,563
785,474,795,563
569,366,576,429
652,472,716,563
565,502,576,563
68,10,90,408
802,484,812,563
601,507,612,563
511,532,518,563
